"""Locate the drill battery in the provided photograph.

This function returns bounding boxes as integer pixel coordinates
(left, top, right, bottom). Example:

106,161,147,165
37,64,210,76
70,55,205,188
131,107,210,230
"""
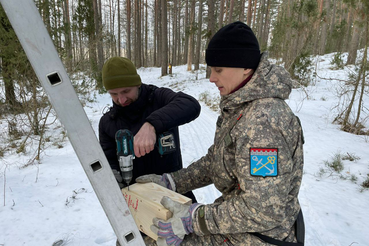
157,131,176,156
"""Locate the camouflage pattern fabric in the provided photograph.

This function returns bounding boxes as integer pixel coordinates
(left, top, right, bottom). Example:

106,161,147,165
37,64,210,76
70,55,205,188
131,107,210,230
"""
171,52,304,245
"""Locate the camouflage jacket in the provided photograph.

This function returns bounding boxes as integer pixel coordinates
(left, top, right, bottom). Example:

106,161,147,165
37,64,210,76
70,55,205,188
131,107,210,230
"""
171,53,304,245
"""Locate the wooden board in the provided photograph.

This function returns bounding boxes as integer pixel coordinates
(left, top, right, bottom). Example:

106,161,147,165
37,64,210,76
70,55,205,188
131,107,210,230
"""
121,182,192,240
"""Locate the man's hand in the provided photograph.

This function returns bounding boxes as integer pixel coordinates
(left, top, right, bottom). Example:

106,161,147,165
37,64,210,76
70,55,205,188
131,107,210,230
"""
151,196,201,246
134,122,156,157
136,174,176,191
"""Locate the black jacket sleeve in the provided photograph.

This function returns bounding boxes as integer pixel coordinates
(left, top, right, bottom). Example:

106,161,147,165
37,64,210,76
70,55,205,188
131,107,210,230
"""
98,115,120,171
145,87,201,133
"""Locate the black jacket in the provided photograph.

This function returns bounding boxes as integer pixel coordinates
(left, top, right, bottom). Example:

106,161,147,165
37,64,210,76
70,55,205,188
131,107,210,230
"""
99,84,200,197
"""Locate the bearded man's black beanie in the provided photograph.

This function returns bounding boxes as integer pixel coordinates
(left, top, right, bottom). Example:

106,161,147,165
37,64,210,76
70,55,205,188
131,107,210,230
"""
206,21,261,70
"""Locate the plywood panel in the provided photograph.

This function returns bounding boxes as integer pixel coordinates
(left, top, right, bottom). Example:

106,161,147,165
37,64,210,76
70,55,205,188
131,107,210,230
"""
122,182,192,240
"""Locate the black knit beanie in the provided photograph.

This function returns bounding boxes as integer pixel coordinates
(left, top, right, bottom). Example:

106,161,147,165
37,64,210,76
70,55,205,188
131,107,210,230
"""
206,21,261,70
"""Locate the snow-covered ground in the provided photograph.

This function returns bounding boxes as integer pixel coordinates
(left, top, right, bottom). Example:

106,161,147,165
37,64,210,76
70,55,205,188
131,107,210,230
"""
1,52,369,246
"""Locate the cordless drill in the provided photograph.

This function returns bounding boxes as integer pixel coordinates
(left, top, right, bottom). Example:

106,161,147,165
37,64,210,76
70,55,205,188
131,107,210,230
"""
115,129,135,189
115,129,176,189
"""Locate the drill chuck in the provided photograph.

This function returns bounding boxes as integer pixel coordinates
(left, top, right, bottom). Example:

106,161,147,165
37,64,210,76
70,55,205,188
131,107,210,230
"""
119,155,134,187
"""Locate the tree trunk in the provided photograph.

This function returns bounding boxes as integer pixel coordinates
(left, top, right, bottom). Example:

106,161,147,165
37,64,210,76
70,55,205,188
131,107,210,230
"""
183,0,189,64
206,0,216,78
167,5,172,64
175,1,181,65
153,0,158,66
228,0,234,23
93,0,103,69
352,43,367,133
161,0,168,75
134,0,142,67
172,0,178,66
342,63,362,130
141,0,145,66
329,0,337,38
282,0,292,66
156,0,162,67
341,11,367,129
84,0,98,82
187,0,195,71
2,58,18,107
346,3,363,65
195,0,203,70
239,0,246,22
42,0,52,33
118,0,121,56
93,0,103,89
126,0,132,60
62,0,72,72
252,0,258,27
352,15,369,134
78,24,84,69
313,0,324,55
219,0,225,28
319,0,330,55
109,0,115,56
145,0,148,66
247,0,253,26
343,6,353,53
256,0,265,40
260,0,271,50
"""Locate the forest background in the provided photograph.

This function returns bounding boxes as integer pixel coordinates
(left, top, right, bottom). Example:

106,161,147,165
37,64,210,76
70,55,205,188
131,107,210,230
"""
0,0,368,180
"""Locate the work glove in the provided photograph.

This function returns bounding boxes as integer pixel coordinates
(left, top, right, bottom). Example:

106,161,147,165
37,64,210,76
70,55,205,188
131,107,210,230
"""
151,196,201,246
112,169,124,188
136,174,176,191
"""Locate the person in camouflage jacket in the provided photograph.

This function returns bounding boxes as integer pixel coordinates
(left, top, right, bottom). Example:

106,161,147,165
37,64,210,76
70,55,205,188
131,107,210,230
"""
137,21,304,246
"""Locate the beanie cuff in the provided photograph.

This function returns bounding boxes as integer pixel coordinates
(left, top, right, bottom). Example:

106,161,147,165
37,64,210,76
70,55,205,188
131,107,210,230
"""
104,74,141,90
206,48,261,70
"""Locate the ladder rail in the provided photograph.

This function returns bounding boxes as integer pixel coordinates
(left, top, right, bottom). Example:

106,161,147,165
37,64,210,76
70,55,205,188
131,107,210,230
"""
0,1,145,245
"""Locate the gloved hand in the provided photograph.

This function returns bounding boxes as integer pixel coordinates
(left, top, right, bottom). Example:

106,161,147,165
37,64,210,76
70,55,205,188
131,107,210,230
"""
151,196,201,246
135,174,175,191
112,169,124,188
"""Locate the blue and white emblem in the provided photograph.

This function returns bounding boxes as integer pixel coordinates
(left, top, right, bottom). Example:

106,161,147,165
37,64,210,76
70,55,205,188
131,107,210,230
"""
250,148,278,177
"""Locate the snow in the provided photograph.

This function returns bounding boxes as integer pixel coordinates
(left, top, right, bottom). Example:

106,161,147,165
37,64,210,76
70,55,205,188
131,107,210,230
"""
1,52,369,246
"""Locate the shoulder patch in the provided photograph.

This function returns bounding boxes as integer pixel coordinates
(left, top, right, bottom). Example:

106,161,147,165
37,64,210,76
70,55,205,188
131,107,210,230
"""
250,148,278,177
